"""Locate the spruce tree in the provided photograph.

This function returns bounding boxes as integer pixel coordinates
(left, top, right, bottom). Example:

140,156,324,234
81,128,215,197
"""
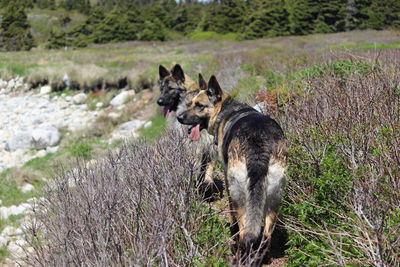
286,0,316,35
244,0,289,39
0,1,35,51
137,18,166,41
313,0,347,33
201,0,246,34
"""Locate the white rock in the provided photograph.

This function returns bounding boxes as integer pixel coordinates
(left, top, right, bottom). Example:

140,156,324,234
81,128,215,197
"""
8,242,24,255
119,120,146,131
0,236,7,247
7,79,15,90
14,239,26,247
96,102,104,108
0,199,2,205
144,121,152,128
65,95,72,102
14,228,24,236
20,183,35,193
108,112,120,121
46,146,58,153
5,131,32,152
35,150,47,158
0,204,31,219
72,93,87,104
0,79,7,89
31,126,61,149
110,90,135,107
78,104,88,110
39,85,52,95
2,226,16,236
63,73,70,87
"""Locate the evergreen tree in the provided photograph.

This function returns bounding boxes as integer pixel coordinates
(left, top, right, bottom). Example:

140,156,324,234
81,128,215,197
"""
92,8,136,43
286,0,316,35
201,0,246,34
244,0,289,39
137,18,167,41
172,3,200,34
0,1,35,51
313,0,347,33
363,0,400,30
46,31,69,49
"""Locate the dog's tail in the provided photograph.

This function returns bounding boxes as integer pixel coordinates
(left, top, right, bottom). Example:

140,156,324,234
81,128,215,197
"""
242,151,269,250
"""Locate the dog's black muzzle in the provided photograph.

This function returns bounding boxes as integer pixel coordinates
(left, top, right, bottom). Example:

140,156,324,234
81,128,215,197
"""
157,97,165,106
177,112,188,124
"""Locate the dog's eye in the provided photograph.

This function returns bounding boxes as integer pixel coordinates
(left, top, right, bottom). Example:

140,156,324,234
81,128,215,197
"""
195,103,205,109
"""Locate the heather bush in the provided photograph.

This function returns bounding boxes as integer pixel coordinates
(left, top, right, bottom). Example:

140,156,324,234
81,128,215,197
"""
24,131,230,266
277,51,400,266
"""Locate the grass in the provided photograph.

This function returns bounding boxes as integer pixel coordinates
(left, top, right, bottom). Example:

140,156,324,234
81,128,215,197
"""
337,42,400,50
68,140,94,159
0,169,41,207
0,246,8,262
188,30,240,41
138,113,167,142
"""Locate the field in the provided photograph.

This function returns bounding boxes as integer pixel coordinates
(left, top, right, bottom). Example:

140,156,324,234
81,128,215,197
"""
0,30,399,266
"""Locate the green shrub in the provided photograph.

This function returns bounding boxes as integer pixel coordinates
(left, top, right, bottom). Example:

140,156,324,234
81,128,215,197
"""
69,141,93,159
295,60,373,79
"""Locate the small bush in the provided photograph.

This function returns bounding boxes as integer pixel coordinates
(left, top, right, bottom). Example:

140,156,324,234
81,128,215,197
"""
25,132,230,266
278,54,400,266
68,141,93,159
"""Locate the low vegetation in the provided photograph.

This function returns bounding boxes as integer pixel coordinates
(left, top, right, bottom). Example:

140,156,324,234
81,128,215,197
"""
0,30,399,265
25,132,231,266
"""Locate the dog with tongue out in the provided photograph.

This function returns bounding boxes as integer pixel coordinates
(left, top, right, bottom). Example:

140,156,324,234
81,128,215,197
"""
156,64,223,201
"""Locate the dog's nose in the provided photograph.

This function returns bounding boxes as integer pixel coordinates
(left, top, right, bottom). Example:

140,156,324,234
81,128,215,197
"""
177,113,185,123
157,98,164,106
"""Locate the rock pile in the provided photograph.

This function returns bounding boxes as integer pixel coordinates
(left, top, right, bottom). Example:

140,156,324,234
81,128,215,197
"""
0,87,99,172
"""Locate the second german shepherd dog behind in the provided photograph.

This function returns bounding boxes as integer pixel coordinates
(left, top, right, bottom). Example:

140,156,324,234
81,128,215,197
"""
157,64,223,201
177,74,288,265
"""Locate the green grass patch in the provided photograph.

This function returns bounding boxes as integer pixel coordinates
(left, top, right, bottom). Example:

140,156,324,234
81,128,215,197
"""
0,63,39,77
193,203,230,266
295,60,373,79
188,30,239,41
0,246,8,262
232,76,260,99
24,152,58,172
138,113,167,142
69,140,93,159
0,169,39,207
338,42,400,50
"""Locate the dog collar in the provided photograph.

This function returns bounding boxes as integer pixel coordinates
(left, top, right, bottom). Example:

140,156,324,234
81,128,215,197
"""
214,107,256,146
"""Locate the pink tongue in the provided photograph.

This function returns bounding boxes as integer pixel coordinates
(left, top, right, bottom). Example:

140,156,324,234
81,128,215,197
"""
163,106,170,118
189,124,201,141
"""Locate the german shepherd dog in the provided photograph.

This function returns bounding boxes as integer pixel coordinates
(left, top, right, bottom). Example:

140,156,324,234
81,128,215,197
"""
177,74,288,265
157,64,223,201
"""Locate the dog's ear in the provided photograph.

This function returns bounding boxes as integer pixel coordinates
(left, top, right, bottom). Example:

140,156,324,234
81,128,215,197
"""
207,75,222,101
171,64,185,82
159,65,170,79
198,73,207,90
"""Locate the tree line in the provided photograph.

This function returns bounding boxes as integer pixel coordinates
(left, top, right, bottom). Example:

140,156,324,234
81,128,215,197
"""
1,0,399,51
